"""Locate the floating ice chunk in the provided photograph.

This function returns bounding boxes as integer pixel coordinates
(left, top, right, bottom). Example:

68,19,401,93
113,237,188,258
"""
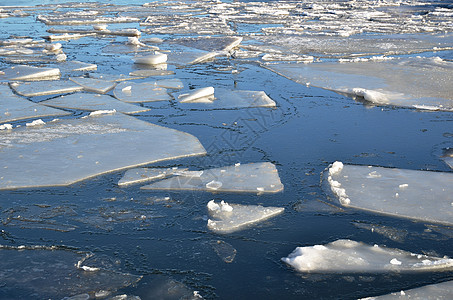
0,113,206,189
118,167,188,187
0,65,60,81
89,73,147,82
129,69,175,77
25,119,45,127
167,45,222,66
141,162,283,193
265,57,453,111
324,162,453,225
41,93,150,115
58,61,97,73
207,200,284,233
113,81,171,103
0,85,70,123
88,109,116,116
134,53,167,65
0,123,13,130
10,80,84,97
262,53,314,63
155,78,184,89
282,239,453,273
363,280,453,299
70,77,117,94
0,245,141,299
210,240,237,263
172,36,243,52
44,33,96,41
178,87,215,103
441,148,453,170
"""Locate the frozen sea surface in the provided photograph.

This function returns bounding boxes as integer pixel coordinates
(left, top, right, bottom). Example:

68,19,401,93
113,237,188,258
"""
0,0,452,299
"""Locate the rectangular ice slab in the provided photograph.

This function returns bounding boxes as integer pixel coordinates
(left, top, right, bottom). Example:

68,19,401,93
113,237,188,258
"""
141,162,284,193
113,81,172,103
364,280,453,299
41,93,150,115
265,57,453,111
118,167,188,187
325,161,453,226
207,200,284,233
0,65,60,81
0,84,70,124
282,239,453,273
10,80,84,97
0,113,206,189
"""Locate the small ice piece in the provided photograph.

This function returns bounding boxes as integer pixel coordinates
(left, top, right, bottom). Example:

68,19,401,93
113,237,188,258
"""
141,162,284,193
210,240,237,263
207,200,284,233
173,170,203,177
58,61,97,72
324,163,453,225
361,280,453,299
118,167,188,187
93,24,108,31
26,119,45,127
129,69,175,77
122,85,132,92
70,77,117,94
0,123,13,130
155,78,184,89
89,109,116,116
41,93,150,115
178,87,215,103
44,43,62,51
282,239,453,273
113,81,171,103
10,80,84,97
0,65,60,81
134,53,167,65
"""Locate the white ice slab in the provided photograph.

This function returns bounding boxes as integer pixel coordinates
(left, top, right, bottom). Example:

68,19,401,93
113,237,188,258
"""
0,113,206,189
58,61,97,72
178,87,215,103
44,33,96,41
129,69,175,77
167,46,222,66
41,93,150,114
10,80,84,97
141,162,284,193
0,65,60,81
118,167,188,187
265,57,453,111
282,239,453,273
0,85,70,123
364,280,453,299
178,88,276,108
70,77,117,94
325,161,453,225
207,200,284,233
113,81,171,103
134,53,167,65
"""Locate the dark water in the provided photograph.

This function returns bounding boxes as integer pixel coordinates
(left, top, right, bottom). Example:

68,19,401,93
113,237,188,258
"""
0,1,452,299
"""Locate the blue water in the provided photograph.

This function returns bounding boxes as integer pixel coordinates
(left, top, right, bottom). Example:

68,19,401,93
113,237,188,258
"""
0,0,452,299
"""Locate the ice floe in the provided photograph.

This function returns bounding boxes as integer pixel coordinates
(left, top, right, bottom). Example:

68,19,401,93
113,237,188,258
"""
0,84,70,123
10,80,84,97
210,240,237,263
134,52,167,66
70,77,117,94
265,57,453,111
141,162,284,193
282,239,453,273
113,81,172,103
172,36,243,52
0,113,206,189
362,280,453,299
58,60,98,73
207,200,284,233
41,93,150,115
0,65,60,81
324,162,453,226
0,245,141,299
118,167,188,187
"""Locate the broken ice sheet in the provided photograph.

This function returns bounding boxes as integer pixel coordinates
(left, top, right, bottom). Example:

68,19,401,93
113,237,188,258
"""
167,45,222,66
0,84,70,123
324,162,453,226
0,113,206,189
207,200,284,234
41,93,150,115
118,167,188,187
129,69,175,77
0,65,60,81
177,88,277,109
282,239,453,273
0,245,141,299
70,77,117,94
363,280,453,299
9,80,84,97
265,56,453,111
141,162,284,193
209,240,237,263
113,81,172,103
58,60,98,73
89,73,148,82
171,36,243,52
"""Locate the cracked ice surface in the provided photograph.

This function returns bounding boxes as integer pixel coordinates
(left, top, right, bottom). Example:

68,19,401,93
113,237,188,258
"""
282,239,453,273
0,113,206,189
362,280,453,299
324,162,453,226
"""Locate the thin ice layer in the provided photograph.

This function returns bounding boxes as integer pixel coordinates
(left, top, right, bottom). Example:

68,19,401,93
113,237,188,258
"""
70,77,117,94
58,61,97,73
282,239,453,273
325,162,453,225
172,36,243,52
41,93,150,114
0,65,60,81
0,245,141,299
0,85,70,123
167,45,222,66
265,57,453,111
178,88,276,108
207,200,284,233
0,113,206,189
141,162,284,193
113,81,172,103
10,80,84,97
364,280,453,299
118,167,188,187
